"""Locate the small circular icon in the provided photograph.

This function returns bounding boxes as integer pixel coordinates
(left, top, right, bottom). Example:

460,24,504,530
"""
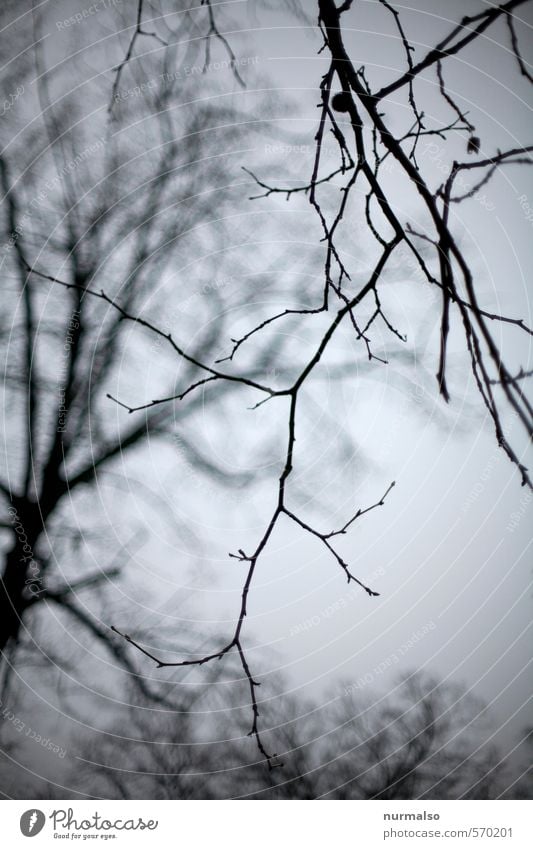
20,810,46,837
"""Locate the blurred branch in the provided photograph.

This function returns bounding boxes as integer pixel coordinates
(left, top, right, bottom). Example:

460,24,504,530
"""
109,0,168,114
21,259,284,401
317,0,533,485
3,0,532,771
374,0,530,102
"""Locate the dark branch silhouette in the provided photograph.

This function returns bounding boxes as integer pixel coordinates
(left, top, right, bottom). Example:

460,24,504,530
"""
1,0,531,770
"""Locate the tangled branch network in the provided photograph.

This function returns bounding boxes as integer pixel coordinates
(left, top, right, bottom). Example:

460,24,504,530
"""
25,0,533,766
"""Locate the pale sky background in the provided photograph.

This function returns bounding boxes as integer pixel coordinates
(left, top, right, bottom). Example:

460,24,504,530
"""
129,0,532,761
1,0,532,794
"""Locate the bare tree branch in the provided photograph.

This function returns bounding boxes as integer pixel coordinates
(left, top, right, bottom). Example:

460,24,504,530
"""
108,0,168,114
